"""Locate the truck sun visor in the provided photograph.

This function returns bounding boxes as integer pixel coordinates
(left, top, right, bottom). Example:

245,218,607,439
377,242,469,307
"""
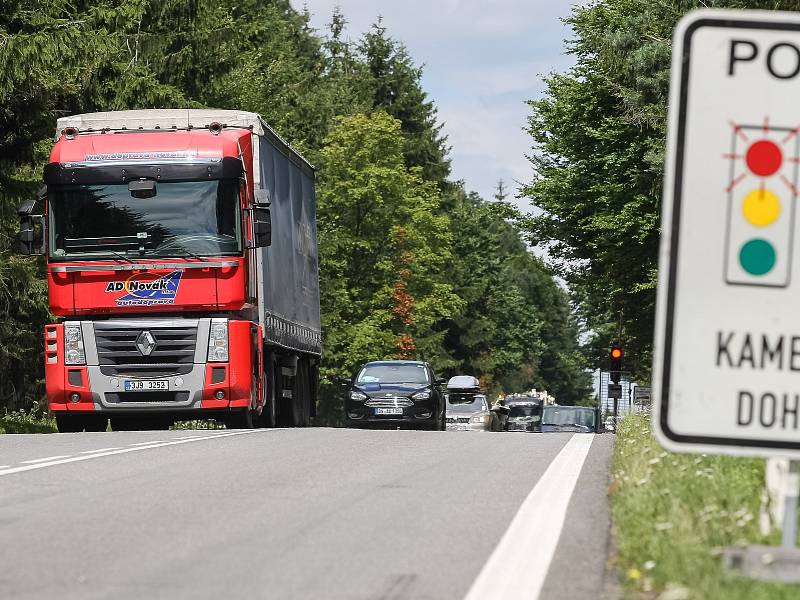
43,156,244,185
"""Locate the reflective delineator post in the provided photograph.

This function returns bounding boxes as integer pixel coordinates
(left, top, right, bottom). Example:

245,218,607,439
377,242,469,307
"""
781,461,799,549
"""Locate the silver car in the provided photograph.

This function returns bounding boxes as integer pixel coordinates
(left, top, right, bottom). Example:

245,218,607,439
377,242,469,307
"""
445,393,498,431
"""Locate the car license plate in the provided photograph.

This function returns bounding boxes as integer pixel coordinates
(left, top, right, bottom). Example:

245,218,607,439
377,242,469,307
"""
374,408,403,415
124,379,169,391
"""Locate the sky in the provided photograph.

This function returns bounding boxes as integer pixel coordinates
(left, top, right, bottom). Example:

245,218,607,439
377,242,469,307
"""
289,0,579,214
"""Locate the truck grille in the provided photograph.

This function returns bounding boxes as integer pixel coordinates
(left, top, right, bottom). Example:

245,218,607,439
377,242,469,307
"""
95,322,198,378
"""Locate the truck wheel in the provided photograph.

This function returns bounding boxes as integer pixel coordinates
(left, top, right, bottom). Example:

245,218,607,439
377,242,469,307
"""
85,415,109,432
55,414,82,433
225,408,254,429
255,354,278,428
293,359,310,427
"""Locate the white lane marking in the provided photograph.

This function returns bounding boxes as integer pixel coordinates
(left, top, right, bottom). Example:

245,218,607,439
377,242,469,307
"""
21,455,71,464
0,465,9,469
129,440,165,446
79,447,122,454
464,434,594,600
172,436,199,440
0,430,264,477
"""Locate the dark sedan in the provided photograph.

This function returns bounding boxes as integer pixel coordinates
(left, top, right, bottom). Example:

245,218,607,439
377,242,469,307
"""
541,405,602,433
506,399,543,432
344,361,445,430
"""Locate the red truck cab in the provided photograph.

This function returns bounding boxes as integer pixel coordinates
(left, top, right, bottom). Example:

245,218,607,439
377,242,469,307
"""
19,110,321,431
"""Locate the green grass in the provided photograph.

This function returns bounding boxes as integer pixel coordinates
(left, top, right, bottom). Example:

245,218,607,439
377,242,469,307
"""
0,407,57,434
612,412,799,599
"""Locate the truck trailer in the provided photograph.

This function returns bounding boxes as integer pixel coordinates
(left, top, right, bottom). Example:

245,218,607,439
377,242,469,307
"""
18,109,321,431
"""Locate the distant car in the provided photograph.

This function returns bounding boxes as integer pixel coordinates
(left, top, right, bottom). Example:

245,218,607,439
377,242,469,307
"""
444,376,500,431
344,360,445,430
541,405,602,433
505,398,543,433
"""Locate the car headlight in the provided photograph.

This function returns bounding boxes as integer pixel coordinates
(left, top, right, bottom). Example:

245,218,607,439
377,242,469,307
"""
411,390,431,400
207,319,229,362
64,322,86,365
470,414,490,424
350,391,367,401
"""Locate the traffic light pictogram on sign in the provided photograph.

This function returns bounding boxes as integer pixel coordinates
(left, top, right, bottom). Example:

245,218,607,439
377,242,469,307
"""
724,119,799,287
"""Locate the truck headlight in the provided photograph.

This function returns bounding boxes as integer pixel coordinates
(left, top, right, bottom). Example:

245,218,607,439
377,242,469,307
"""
207,320,229,362
411,390,431,400
350,391,367,401
64,322,86,365
470,414,489,425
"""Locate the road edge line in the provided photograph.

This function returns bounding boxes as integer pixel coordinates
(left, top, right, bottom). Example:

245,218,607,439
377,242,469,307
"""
463,433,594,600
0,429,264,477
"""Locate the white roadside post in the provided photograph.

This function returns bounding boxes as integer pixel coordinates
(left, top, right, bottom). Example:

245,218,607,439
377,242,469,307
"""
654,8,800,581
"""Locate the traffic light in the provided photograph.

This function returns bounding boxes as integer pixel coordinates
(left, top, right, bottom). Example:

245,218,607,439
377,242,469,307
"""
610,346,624,384
724,124,797,287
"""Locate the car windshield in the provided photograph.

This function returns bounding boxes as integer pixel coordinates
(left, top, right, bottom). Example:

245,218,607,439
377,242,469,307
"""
356,364,429,384
542,407,596,428
509,405,540,418
447,396,487,413
48,180,241,260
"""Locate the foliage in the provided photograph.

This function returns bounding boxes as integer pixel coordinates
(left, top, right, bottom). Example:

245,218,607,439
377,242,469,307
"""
441,187,590,401
522,0,800,377
612,412,799,599
0,0,591,419
315,112,461,422
0,404,56,434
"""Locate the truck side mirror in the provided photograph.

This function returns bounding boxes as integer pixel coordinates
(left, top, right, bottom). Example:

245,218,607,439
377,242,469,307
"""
251,207,271,248
18,195,45,256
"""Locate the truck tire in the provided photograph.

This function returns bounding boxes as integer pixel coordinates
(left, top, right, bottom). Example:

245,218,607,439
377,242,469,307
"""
85,415,109,432
225,408,254,429
55,414,82,433
294,359,311,427
255,353,278,428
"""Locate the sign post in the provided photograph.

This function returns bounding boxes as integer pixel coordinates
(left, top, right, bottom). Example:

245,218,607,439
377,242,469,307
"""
655,9,800,581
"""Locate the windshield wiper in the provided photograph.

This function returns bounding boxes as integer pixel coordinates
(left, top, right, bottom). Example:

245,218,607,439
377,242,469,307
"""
106,249,136,264
146,248,208,262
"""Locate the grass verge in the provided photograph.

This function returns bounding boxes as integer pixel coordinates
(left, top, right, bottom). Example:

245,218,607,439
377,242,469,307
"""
0,408,57,433
612,412,798,599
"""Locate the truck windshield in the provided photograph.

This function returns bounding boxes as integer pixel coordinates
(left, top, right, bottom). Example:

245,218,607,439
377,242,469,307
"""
48,180,241,260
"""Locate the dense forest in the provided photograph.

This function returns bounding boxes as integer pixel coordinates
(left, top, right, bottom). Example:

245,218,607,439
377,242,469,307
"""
524,0,800,379
0,0,590,420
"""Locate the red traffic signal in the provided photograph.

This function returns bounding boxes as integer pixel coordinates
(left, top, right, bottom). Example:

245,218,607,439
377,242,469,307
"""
610,346,624,383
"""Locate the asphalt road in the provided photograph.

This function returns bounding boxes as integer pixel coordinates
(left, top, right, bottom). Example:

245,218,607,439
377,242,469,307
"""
0,428,616,600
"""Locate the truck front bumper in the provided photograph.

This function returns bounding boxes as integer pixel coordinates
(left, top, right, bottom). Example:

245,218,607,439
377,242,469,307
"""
46,318,253,414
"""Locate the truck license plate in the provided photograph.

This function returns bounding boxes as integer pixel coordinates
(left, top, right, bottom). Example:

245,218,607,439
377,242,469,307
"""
374,408,403,415
124,380,169,391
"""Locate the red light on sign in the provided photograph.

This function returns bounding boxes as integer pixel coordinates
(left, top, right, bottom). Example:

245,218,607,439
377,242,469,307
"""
746,139,782,176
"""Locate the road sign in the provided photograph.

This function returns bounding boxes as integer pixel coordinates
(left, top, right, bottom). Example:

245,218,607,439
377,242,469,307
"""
608,384,622,399
655,9,800,457
634,386,651,404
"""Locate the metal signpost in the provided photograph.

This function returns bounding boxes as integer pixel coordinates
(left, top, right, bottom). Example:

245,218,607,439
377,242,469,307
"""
655,9,800,581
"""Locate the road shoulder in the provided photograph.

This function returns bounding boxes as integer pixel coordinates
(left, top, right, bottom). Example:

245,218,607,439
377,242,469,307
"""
539,433,619,600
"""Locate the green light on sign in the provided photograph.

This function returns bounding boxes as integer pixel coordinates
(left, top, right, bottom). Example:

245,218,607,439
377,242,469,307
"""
739,238,776,275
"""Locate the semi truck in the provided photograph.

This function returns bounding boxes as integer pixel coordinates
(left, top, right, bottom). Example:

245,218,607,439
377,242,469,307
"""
18,109,321,432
